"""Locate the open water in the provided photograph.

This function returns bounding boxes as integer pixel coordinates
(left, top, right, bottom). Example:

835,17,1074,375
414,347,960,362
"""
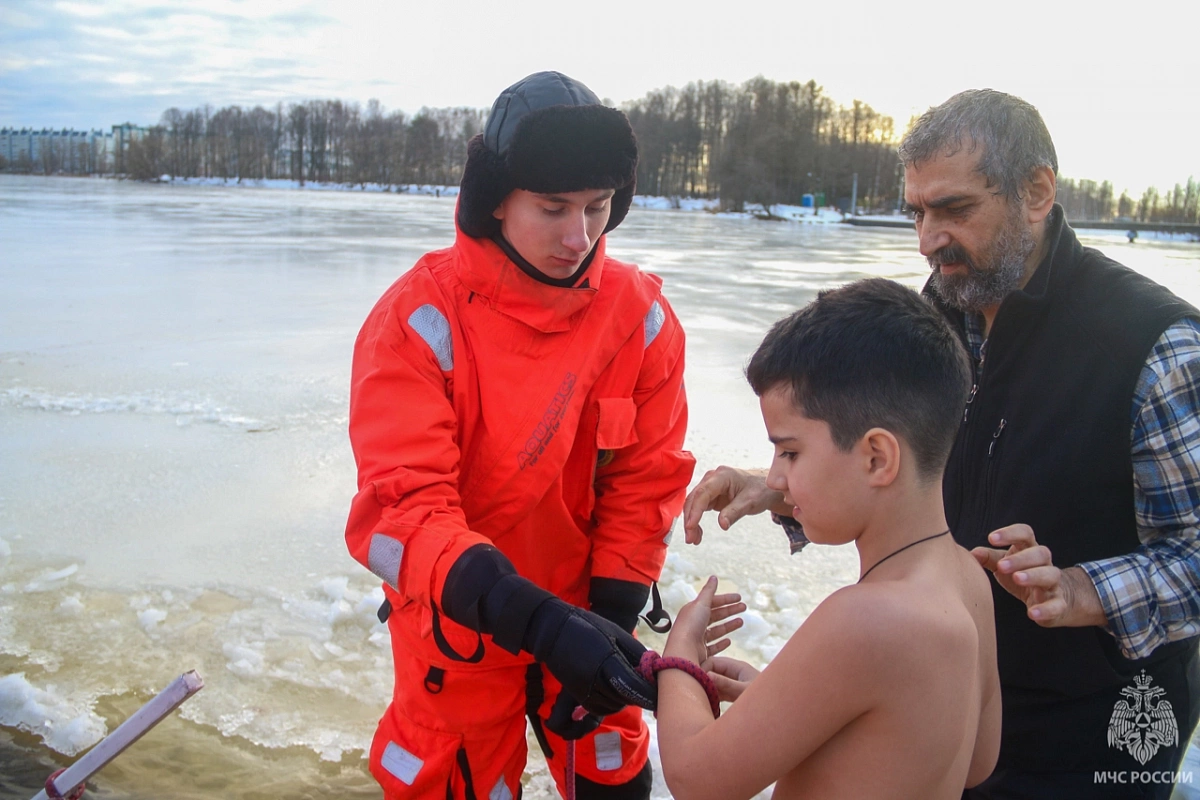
3,175,1200,799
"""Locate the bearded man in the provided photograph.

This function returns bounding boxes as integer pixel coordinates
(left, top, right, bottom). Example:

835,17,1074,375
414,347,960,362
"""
682,90,1200,798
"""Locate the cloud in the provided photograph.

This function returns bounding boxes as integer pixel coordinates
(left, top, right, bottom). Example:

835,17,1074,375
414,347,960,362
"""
0,0,337,127
1,0,1197,191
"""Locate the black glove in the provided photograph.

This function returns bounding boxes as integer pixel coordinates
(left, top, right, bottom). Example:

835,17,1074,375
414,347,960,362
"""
520,593,656,715
441,544,657,715
545,690,603,740
543,577,654,739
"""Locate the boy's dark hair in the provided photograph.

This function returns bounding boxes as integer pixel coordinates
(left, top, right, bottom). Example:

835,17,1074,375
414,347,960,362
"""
747,279,971,480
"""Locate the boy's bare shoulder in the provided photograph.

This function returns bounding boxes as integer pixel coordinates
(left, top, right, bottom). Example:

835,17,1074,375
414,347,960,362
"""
807,558,988,662
780,547,993,684
816,582,943,636
796,583,934,670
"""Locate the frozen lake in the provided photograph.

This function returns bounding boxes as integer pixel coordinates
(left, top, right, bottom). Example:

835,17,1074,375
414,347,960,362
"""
3,174,1200,799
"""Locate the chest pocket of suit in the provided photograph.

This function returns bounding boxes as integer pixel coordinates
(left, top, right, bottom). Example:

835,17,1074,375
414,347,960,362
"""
595,397,639,467
573,397,639,520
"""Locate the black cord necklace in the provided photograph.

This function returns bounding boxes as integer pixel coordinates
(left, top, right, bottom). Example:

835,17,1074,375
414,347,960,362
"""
858,530,951,583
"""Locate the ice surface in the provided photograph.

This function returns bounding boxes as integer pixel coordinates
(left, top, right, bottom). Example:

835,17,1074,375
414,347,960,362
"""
0,673,107,756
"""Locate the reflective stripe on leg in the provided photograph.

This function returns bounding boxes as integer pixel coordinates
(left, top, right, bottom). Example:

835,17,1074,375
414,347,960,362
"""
381,741,424,785
593,731,622,771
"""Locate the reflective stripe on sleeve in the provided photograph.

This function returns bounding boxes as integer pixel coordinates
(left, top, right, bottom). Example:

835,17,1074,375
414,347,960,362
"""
643,301,665,349
408,304,454,371
368,533,404,590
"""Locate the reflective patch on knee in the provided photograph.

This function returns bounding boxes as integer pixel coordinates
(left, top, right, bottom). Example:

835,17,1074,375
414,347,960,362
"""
408,304,454,371
368,533,403,590
489,774,513,800
381,741,423,785
594,731,623,771
643,301,665,349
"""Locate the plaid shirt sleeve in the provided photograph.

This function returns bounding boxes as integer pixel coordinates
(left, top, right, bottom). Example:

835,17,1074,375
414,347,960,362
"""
1079,317,1200,660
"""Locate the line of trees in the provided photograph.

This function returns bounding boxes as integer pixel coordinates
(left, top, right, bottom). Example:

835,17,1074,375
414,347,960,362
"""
118,78,903,212
1057,176,1200,225
626,77,900,212
3,76,1197,223
120,99,484,187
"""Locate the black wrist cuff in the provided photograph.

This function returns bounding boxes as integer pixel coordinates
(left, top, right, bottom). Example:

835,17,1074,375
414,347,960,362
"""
486,575,555,655
440,544,516,630
588,577,650,633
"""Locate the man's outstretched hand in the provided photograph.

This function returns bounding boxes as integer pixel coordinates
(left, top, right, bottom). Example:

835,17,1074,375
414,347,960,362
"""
682,467,785,544
972,523,1107,628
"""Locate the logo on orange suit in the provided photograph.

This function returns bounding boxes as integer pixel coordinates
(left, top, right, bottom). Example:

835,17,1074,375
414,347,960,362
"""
518,372,577,470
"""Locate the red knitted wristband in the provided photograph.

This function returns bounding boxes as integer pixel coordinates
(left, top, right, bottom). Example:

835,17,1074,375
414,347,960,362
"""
638,650,722,718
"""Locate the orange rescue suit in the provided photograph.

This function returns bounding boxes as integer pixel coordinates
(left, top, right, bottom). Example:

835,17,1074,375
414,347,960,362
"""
346,226,694,798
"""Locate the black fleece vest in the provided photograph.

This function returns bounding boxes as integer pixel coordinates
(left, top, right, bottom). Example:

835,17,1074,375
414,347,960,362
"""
931,209,1200,773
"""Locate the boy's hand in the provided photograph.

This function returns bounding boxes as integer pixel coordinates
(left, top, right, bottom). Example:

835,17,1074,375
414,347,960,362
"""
683,467,784,543
972,523,1107,628
663,576,746,668
708,656,760,702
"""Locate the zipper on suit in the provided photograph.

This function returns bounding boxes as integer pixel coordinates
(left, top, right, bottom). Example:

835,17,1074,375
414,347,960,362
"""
956,337,989,536
987,418,1007,457
981,418,1007,524
963,339,988,424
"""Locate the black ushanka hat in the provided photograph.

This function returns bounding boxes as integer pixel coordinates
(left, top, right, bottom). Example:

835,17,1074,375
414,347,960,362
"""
456,71,638,239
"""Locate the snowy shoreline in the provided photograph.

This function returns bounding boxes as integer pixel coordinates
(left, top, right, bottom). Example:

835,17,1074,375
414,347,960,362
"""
152,174,857,225
158,175,1200,242
7,172,1197,240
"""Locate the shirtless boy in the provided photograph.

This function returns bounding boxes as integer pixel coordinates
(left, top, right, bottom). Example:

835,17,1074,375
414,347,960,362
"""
656,278,1000,799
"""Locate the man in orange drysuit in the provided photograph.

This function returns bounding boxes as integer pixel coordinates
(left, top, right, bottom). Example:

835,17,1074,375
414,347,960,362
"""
346,71,694,800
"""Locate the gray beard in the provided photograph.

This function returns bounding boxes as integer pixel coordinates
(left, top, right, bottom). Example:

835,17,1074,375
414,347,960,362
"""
929,215,1036,315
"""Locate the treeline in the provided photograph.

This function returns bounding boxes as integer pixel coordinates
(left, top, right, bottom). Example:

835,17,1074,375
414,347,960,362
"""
1058,176,1200,225
125,100,484,187
117,78,901,211
4,76,1197,223
626,77,900,211
112,78,898,211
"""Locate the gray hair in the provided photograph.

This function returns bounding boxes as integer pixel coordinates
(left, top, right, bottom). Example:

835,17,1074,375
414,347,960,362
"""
898,89,1057,202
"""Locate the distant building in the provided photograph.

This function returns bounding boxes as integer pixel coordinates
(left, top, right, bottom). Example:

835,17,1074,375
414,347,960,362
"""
0,126,120,173
111,123,147,174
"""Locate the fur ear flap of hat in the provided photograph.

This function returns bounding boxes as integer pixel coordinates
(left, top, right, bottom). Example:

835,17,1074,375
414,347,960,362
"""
456,72,638,239
457,136,513,240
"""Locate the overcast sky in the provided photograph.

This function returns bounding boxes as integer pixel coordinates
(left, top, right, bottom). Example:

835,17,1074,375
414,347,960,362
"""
2,0,1197,194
